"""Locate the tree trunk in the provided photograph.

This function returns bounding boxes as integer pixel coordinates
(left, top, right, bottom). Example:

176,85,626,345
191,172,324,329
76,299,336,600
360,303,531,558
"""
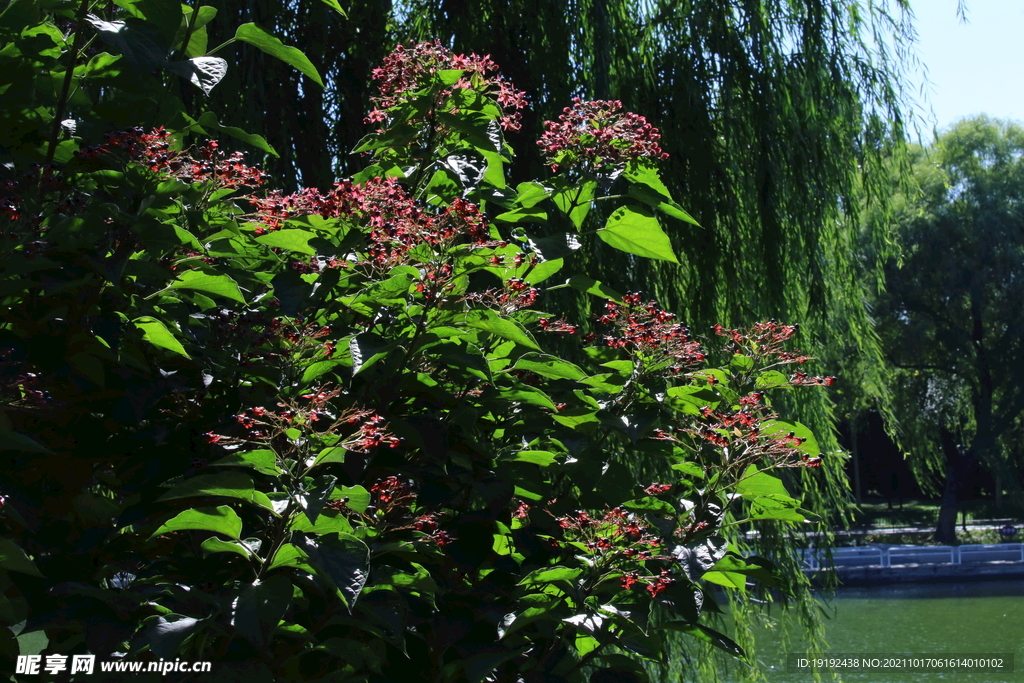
935,429,961,544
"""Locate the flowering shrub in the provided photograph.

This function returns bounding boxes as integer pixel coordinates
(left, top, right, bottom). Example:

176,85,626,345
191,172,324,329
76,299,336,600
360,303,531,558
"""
0,20,834,683
539,98,669,173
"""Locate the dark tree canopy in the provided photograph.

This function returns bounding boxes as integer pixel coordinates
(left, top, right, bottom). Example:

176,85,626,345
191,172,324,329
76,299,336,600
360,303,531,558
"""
874,116,1024,542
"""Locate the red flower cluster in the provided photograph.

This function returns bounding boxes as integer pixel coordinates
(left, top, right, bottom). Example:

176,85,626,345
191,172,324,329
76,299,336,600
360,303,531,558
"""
350,413,402,451
76,127,268,189
538,98,668,172
711,321,811,365
367,40,528,131
248,177,494,272
590,295,705,373
645,568,675,597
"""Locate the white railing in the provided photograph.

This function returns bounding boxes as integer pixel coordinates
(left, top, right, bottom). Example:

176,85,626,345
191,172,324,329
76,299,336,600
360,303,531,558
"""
801,543,1024,571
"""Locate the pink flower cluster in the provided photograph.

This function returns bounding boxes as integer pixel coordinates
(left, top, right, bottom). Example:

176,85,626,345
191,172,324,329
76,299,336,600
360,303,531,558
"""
248,177,494,272
76,127,268,189
367,40,528,132
538,98,668,172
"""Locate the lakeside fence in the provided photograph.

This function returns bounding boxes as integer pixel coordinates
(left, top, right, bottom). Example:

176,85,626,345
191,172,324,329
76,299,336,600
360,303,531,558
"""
801,543,1024,571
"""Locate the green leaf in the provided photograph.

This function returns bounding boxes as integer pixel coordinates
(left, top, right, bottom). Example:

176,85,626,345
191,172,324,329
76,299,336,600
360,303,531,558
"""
555,274,623,300
194,112,277,156
622,497,676,516
507,450,556,466
730,353,754,371
0,540,43,577
267,543,314,572
115,0,182,45
497,385,556,409
293,532,369,611
552,179,596,229
234,23,323,87
435,111,499,152
255,228,315,255
209,449,282,476
598,205,678,263
231,576,293,651
627,183,700,226
494,205,548,224
754,370,789,389
463,310,541,351
498,593,563,639
164,56,227,95
736,465,790,498
0,431,53,454
515,181,550,208
519,566,583,586
167,270,245,303
312,446,346,469
671,462,704,478
200,537,252,559
333,485,369,514
302,359,347,384
522,257,564,285
132,316,190,358
760,420,821,457
623,160,700,226
349,333,393,375
156,471,254,503
317,0,347,16
663,623,744,658
152,505,242,539
508,353,586,380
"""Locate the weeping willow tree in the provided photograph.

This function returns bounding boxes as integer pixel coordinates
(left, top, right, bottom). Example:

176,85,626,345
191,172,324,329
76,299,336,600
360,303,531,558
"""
191,0,918,679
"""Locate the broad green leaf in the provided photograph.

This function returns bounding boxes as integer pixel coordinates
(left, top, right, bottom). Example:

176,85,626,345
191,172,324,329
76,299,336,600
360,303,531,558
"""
671,462,704,478
194,111,277,156
598,205,678,263
622,497,676,516
349,333,393,374
0,540,43,577
302,359,347,384
435,112,499,152
627,183,700,226
755,370,789,388
312,446,346,469
760,420,821,457
524,257,563,285
552,180,596,229
736,465,790,498
333,485,369,514
662,623,744,657
498,593,563,639
551,274,623,300
730,353,754,371
623,159,699,225
515,181,550,208
132,316,190,358
317,0,347,16
497,385,556,409
167,270,245,303
164,56,226,95
509,353,586,380
267,543,314,572
209,449,281,476
156,471,254,503
748,495,807,523
293,533,369,611
494,205,548,224
255,228,315,255
463,310,541,351
0,431,53,454
234,23,324,87
152,506,242,539
507,450,556,466
519,566,583,586
201,537,252,559
436,69,465,86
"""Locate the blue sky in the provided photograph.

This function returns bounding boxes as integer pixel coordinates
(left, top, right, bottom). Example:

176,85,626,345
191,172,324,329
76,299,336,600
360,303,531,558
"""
909,0,1024,133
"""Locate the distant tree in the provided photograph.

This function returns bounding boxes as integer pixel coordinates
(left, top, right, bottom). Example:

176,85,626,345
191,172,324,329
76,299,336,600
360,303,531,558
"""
874,116,1024,542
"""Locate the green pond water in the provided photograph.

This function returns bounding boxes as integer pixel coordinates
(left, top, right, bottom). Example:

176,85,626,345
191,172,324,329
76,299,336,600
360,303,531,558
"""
743,580,1024,683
